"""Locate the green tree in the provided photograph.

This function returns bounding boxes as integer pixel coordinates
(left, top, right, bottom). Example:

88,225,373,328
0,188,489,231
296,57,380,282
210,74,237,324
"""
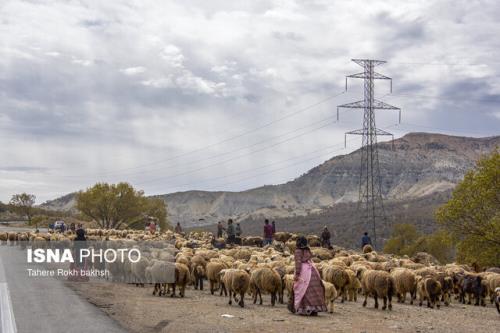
76,182,169,230
436,150,500,267
384,224,455,264
383,223,420,256
9,193,36,225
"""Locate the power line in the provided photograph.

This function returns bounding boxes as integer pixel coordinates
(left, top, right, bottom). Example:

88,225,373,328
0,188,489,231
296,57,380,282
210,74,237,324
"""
134,118,343,186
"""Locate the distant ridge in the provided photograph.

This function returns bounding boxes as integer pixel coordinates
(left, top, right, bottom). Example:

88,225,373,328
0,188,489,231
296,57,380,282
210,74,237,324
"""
41,132,500,228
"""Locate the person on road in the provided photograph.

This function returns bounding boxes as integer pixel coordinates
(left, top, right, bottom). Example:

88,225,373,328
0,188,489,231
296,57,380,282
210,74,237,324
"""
69,228,89,282
226,219,236,245
263,219,273,246
217,221,225,238
361,232,372,249
175,222,183,234
289,236,327,315
320,226,331,248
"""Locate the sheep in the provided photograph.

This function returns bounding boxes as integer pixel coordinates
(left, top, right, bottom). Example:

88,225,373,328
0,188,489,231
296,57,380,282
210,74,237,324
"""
219,269,251,307
0,232,7,245
206,261,226,295
417,276,441,309
484,273,500,304
322,280,338,313
190,255,207,290
362,244,373,253
458,274,485,306
390,268,417,304
146,260,176,297
169,263,191,298
323,265,350,302
345,269,361,302
495,287,500,314
249,267,282,306
130,256,150,287
283,274,295,298
357,269,394,310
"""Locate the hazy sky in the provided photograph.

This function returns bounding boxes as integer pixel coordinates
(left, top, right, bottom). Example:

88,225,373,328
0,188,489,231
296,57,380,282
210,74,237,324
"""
0,0,499,203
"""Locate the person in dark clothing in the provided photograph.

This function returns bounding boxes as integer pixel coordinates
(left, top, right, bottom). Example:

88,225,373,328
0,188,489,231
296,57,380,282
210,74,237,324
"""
217,221,225,238
69,228,89,282
226,219,236,244
235,222,242,245
320,226,331,248
361,232,372,249
271,221,276,234
175,222,183,234
263,219,273,246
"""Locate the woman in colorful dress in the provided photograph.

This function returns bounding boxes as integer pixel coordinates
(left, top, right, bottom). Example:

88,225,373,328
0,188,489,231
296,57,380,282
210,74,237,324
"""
291,236,327,315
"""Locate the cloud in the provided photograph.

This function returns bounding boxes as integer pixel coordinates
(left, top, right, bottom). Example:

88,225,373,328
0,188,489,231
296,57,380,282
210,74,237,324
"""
0,0,498,202
120,66,147,75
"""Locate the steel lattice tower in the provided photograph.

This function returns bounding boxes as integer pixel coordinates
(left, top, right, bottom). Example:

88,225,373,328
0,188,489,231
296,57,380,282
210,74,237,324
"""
337,59,401,249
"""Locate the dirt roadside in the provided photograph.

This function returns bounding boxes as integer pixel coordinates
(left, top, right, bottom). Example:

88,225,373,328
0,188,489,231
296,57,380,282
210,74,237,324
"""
67,281,499,333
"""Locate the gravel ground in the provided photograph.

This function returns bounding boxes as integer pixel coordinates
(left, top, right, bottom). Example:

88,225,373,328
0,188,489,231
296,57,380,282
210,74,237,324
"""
68,281,499,333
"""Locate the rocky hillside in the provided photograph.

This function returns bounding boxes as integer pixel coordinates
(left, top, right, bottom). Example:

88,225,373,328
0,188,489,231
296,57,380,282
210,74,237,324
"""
41,132,499,227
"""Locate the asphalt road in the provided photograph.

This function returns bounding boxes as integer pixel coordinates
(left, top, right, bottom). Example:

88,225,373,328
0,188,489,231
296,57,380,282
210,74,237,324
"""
0,244,127,333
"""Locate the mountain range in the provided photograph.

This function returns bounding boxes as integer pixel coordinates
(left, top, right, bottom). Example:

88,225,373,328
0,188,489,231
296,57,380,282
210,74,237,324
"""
41,132,499,234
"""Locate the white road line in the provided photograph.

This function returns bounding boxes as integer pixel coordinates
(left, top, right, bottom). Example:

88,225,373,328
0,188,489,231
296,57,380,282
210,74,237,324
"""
0,253,17,333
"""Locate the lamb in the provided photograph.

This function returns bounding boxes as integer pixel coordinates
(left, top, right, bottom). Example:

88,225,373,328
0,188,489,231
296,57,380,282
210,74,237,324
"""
323,265,350,302
417,276,441,309
357,269,394,310
219,269,251,307
390,268,417,304
322,280,338,313
249,267,282,306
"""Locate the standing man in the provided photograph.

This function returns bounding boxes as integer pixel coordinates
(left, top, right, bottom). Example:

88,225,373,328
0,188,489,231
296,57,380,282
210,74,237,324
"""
271,221,276,235
217,221,225,238
175,222,182,234
263,219,273,246
235,222,242,245
226,219,236,245
321,226,331,248
361,232,372,249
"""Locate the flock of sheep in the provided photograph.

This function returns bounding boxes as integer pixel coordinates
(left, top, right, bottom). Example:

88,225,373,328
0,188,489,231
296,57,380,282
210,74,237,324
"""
1,228,500,315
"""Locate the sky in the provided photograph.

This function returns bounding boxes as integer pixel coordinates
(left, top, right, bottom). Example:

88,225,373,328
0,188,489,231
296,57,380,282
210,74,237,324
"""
0,0,499,203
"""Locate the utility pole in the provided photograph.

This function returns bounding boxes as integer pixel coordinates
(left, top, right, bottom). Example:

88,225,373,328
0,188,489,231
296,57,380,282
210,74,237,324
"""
337,59,400,249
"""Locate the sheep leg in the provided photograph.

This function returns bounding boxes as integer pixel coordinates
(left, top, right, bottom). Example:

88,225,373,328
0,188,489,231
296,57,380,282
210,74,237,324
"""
210,280,214,295
382,296,387,310
410,291,415,305
374,294,379,309
341,287,345,303
199,277,204,291
388,294,392,311
271,292,276,306
180,283,185,298
362,293,368,307
228,289,233,305
330,299,334,313
238,291,245,308
253,290,258,304
170,283,176,297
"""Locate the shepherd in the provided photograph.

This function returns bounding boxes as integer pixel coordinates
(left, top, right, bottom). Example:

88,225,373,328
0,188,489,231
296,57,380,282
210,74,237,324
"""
289,236,327,316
